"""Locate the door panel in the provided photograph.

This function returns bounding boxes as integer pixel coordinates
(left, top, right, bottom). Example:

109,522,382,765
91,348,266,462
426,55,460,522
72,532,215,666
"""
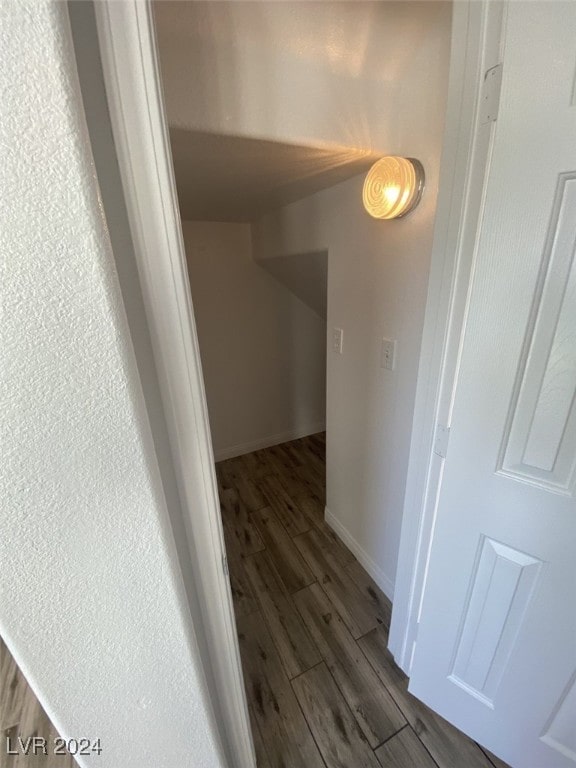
449,537,543,708
409,3,576,767
500,172,576,494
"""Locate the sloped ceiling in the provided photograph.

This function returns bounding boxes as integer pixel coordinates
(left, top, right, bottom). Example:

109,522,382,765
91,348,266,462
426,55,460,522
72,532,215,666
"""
169,129,380,222
154,0,428,222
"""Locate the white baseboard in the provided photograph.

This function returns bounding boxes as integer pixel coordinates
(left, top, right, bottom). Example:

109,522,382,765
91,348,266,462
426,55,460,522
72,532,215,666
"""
213,422,326,462
324,507,395,602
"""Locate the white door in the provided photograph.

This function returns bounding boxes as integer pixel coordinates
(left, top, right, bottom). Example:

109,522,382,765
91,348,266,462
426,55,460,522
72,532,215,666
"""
409,3,576,767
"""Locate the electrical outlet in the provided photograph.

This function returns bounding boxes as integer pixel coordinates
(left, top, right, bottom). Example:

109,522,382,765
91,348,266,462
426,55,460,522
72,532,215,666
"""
333,327,343,355
381,338,396,370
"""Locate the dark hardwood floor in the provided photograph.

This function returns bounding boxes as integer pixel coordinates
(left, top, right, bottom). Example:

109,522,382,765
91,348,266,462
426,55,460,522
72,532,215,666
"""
217,434,509,768
0,433,510,767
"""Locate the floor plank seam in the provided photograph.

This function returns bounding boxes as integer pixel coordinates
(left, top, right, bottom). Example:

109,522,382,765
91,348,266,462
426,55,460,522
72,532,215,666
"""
354,634,415,727
287,659,325,683
371,722,409,751
287,668,331,768
406,722,443,768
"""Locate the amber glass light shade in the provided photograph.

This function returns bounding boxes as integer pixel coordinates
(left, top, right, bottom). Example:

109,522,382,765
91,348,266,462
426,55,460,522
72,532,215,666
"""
362,156,425,219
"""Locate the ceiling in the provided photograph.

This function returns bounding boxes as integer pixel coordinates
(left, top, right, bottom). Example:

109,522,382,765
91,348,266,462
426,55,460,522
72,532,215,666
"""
169,129,381,222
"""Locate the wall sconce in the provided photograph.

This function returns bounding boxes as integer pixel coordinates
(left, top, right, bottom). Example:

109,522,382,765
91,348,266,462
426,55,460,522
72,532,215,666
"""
363,156,425,220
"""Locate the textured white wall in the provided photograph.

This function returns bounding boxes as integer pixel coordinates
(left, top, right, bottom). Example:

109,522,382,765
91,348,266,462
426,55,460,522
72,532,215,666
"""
253,2,452,597
154,1,443,153
184,222,326,460
0,3,224,767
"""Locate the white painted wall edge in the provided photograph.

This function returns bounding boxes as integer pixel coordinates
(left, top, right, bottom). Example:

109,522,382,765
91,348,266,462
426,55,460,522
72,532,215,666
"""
93,3,255,767
214,422,326,462
324,507,395,602
388,0,505,673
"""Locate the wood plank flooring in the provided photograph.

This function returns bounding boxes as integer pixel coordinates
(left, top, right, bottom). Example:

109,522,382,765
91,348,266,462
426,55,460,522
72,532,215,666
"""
218,433,511,768
0,432,512,768
292,663,380,768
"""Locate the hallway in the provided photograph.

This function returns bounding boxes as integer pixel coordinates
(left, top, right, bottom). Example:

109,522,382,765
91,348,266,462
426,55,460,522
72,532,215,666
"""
216,436,508,768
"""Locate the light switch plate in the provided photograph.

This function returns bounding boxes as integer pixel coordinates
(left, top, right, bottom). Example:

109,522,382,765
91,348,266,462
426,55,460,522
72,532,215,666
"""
381,338,396,370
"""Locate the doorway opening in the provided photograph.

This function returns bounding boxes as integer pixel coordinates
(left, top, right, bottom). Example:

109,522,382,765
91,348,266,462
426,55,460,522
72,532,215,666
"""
147,2,508,767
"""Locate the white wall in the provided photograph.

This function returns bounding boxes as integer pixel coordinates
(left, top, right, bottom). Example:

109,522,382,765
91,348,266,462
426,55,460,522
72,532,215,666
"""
252,3,452,598
183,222,326,460
0,3,224,767
155,1,447,154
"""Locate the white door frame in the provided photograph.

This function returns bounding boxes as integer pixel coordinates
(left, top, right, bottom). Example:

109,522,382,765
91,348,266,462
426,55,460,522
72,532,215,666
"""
93,0,505,762
389,0,506,670
94,3,255,767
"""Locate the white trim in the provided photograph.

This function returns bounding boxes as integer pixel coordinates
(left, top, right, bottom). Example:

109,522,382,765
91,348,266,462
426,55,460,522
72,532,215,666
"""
388,0,506,673
89,0,504,753
93,3,254,767
214,422,326,462
324,507,395,601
